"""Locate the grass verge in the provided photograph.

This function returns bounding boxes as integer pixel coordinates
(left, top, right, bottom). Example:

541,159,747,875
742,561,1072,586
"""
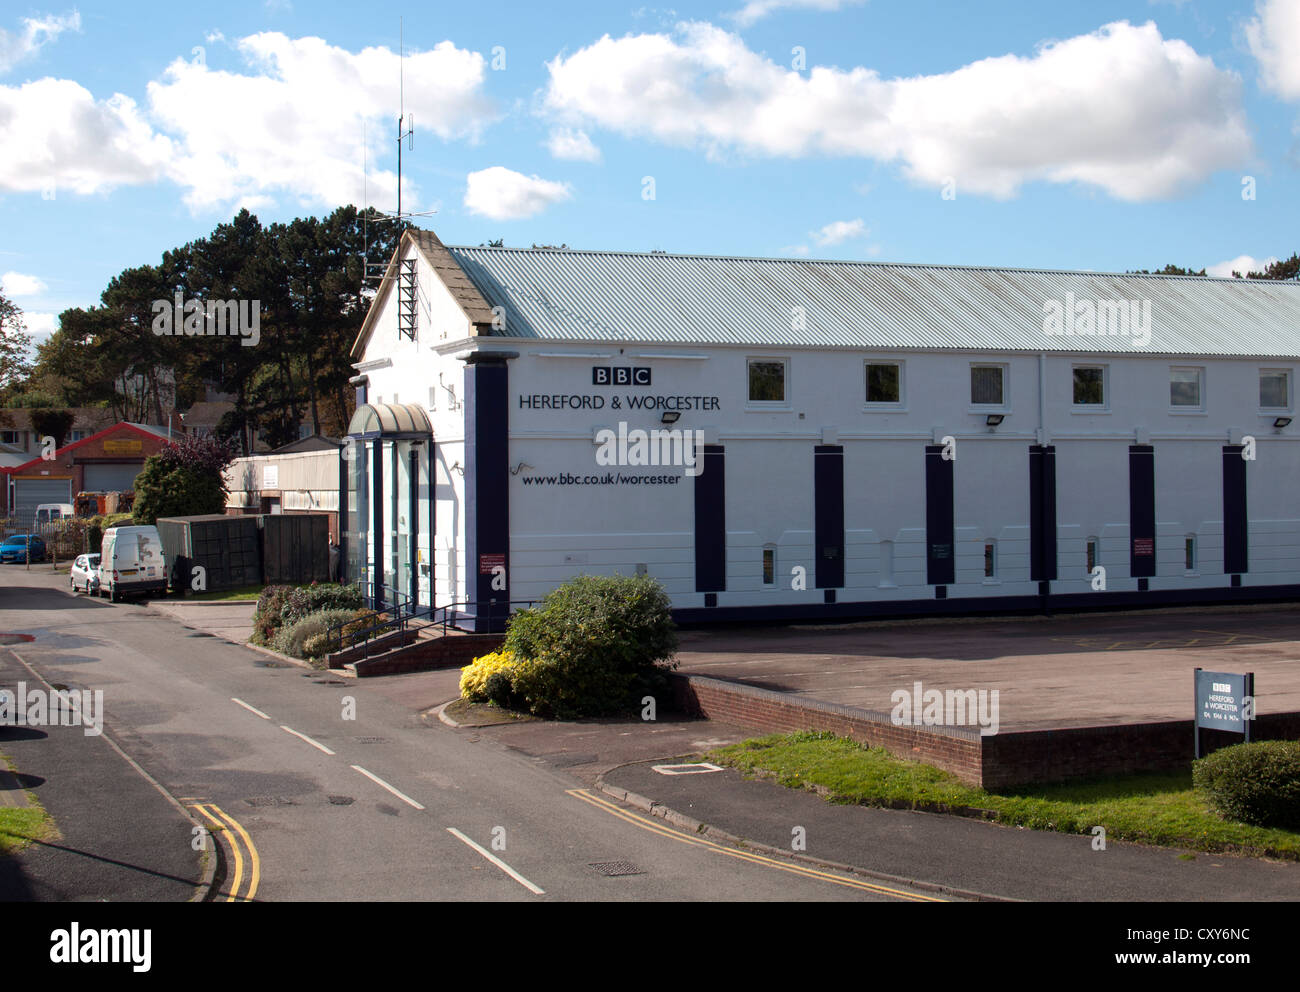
185,584,264,602
706,731,1300,861
0,753,56,857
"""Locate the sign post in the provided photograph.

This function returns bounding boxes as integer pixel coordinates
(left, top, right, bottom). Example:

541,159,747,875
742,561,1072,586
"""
1194,668,1255,759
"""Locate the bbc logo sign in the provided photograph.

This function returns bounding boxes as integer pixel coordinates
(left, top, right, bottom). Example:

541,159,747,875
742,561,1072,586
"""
592,366,651,386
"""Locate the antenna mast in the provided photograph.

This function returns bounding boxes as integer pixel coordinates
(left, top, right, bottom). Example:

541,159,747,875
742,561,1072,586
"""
397,16,414,219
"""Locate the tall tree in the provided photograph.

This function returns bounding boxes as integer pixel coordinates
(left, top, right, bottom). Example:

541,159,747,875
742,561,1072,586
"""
0,291,33,398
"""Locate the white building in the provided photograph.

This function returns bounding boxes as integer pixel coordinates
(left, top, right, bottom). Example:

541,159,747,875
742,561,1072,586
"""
346,229,1300,629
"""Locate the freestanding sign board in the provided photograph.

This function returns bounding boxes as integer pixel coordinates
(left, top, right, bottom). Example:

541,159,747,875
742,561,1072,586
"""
1194,668,1254,758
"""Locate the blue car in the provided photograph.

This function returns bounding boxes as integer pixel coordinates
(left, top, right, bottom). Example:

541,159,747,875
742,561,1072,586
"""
0,534,46,563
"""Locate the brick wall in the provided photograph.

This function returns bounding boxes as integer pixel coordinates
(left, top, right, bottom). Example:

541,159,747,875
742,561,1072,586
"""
672,674,985,784
671,673,1300,788
346,633,505,677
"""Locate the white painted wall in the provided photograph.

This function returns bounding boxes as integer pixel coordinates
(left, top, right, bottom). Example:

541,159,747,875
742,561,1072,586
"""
355,252,1300,611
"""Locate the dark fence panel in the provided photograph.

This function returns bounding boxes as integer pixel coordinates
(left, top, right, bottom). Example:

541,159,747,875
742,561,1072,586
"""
261,513,331,585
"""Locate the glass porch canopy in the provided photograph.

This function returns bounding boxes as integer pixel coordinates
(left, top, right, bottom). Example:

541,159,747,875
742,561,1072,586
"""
347,402,433,439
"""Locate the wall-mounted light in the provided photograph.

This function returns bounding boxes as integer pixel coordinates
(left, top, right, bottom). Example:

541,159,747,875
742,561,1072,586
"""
661,411,681,425
985,414,1005,428
1274,417,1292,429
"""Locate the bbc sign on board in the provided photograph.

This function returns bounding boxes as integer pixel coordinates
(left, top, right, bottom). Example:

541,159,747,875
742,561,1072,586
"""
593,367,651,386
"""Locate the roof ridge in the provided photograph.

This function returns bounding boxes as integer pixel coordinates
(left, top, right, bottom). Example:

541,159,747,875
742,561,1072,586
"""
446,244,1299,285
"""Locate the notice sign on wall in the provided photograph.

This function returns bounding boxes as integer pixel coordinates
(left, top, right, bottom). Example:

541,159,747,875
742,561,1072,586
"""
103,439,143,455
1194,667,1254,757
479,553,506,574
263,464,279,489
1133,538,1154,557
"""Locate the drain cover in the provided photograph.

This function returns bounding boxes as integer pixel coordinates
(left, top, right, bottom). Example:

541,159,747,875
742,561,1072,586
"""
352,736,389,744
588,861,645,877
244,796,296,807
327,795,355,806
185,631,215,638
313,679,346,686
254,660,291,669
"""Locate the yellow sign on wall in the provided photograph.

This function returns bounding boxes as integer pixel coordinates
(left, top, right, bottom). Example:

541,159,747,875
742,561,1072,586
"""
103,439,143,455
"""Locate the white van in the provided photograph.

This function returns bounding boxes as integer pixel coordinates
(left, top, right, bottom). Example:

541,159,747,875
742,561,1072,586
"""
34,503,75,528
98,525,167,602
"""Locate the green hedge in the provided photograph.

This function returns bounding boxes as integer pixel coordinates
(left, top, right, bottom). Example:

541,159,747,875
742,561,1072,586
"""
1193,740,1300,829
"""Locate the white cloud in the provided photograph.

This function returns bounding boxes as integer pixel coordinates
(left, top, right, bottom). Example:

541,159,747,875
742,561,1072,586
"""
730,0,865,28
464,166,572,220
1245,0,1300,101
544,20,1250,201
546,127,602,162
1,271,48,296
0,78,174,195
1207,254,1278,278
22,311,56,345
0,11,80,74
147,33,496,211
0,32,497,211
811,218,865,245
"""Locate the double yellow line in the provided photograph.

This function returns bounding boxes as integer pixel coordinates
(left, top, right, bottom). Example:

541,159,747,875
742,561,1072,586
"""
190,803,261,902
567,789,944,902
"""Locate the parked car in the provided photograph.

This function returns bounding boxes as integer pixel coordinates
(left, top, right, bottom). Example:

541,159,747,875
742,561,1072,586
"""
70,553,101,594
98,525,166,602
0,534,46,563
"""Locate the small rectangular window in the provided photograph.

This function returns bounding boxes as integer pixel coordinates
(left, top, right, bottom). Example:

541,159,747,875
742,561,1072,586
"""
1170,368,1203,408
865,363,901,404
971,366,1004,405
1260,370,1290,410
984,541,996,578
762,547,775,585
1073,367,1105,405
748,359,786,403
1086,537,1098,573
0,431,20,445
1185,536,1196,572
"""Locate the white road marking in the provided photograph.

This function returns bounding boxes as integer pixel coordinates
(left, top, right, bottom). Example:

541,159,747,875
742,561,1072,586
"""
280,725,336,755
350,764,425,810
446,827,545,895
231,697,271,720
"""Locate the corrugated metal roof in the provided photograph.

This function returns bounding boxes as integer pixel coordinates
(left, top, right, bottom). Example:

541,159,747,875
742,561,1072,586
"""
445,246,1300,358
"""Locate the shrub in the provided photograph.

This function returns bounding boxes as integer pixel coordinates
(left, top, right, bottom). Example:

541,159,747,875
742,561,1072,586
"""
460,650,519,702
1193,740,1300,829
250,582,362,646
500,573,678,718
273,608,361,661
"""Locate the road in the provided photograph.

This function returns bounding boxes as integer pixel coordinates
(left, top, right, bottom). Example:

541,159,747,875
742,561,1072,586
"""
0,567,942,902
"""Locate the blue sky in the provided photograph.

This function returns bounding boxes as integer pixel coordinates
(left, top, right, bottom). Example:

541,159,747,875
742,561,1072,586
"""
1,0,1298,348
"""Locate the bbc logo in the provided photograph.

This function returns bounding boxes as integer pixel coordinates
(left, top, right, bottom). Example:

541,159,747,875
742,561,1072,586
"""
592,366,651,386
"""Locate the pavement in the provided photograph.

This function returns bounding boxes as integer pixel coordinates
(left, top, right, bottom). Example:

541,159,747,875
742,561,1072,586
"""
147,598,258,646
0,648,209,901
674,604,1300,729
596,757,1300,902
